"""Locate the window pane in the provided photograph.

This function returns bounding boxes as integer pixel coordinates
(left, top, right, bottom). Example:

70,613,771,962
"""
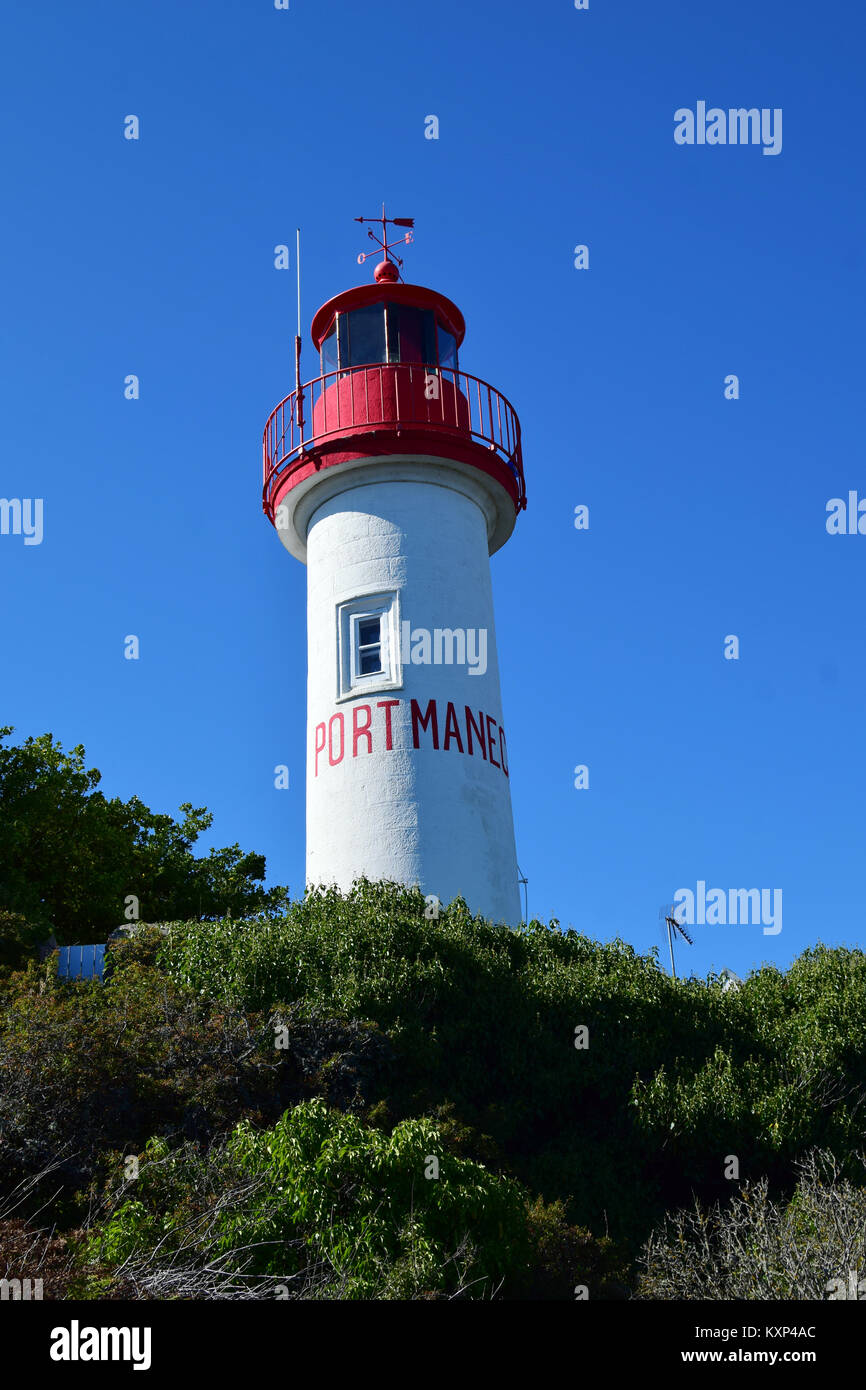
347,305,386,365
421,310,437,364
395,305,423,363
385,306,440,365
321,323,338,375
437,323,457,371
338,315,349,372
359,648,382,675
385,304,400,362
358,618,381,647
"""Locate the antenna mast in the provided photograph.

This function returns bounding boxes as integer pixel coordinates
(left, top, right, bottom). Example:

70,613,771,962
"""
664,903,694,980
294,228,304,442
296,227,301,339
517,863,529,924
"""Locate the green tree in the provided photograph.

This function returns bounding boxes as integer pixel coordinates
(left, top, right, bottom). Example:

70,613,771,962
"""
0,727,287,945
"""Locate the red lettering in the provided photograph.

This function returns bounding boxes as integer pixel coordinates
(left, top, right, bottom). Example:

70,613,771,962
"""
411,698,439,749
465,706,487,760
328,712,345,766
314,722,326,777
486,715,500,769
352,703,373,756
377,698,400,750
314,700,504,772
443,700,464,752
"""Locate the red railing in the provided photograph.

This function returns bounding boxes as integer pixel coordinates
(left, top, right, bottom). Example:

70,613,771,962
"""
263,362,525,517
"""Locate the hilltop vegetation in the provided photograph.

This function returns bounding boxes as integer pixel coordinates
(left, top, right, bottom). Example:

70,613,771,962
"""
1,881,865,1298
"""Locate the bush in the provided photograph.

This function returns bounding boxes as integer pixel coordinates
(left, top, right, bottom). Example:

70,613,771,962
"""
636,1149,866,1300
3,878,866,1294
162,882,866,1247
83,1102,531,1300
518,1197,630,1300
0,909,50,974
0,934,392,1202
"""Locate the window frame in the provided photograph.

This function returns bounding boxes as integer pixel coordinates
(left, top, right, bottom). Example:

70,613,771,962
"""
355,615,384,676
336,589,403,701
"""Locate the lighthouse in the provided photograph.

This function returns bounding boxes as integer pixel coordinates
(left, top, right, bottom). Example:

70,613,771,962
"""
263,213,526,924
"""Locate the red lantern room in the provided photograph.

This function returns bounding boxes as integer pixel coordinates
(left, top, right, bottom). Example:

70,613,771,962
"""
262,213,526,561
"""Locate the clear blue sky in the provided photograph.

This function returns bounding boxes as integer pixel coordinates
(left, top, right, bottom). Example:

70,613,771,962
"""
2,0,864,981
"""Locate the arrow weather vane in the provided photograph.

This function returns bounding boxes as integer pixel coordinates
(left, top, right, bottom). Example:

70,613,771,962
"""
355,203,415,279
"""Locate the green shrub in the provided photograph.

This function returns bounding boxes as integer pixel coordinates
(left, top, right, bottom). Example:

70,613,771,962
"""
4,877,866,1291
221,1098,529,1295
162,882,866,1246
0,936,389,1203
0,909,51,973
82,1102,530,1299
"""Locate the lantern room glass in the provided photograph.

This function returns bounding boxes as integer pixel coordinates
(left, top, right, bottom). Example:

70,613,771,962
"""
321,303,459,375
321,323,338,375
333,305,387,370
436,323,457,372
385,305,437,365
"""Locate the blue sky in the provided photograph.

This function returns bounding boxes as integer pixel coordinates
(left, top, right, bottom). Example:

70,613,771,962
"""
2,0,864,980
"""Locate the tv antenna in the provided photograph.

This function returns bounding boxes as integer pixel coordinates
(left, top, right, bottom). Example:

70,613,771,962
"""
663,901,694,979
517,862,529,924
355,203,415,279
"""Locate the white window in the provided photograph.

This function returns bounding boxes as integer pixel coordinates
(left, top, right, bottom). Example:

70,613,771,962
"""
336,590,402,700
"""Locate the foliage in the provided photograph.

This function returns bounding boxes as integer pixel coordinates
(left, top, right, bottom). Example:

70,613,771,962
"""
519,1196,630,1300
0,908,50,971
0,727,288,943
0,932,391,1198
636,1149,866,1300
0,1218,78,1300
162,881,866,1243
222,1099,529,1293
1,871,865,1297
82,1104,530,1299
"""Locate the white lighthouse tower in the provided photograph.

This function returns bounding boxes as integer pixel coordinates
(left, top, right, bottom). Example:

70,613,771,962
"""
263,213,526,923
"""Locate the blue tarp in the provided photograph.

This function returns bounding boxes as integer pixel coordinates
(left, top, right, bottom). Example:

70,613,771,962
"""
56,944,106,981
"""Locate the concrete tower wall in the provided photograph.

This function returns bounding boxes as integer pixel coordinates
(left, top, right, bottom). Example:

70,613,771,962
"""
305,466,521,924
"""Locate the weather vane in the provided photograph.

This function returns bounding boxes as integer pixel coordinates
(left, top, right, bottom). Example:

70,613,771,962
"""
355,204,414,280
